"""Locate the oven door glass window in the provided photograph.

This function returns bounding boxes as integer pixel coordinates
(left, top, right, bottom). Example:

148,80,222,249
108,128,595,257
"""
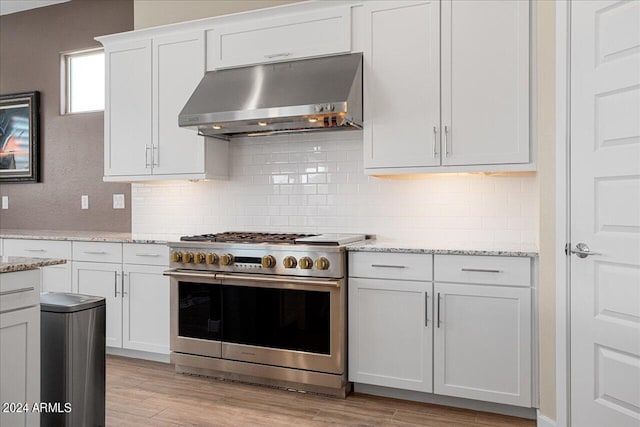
178,281,222,341
222,286,330,355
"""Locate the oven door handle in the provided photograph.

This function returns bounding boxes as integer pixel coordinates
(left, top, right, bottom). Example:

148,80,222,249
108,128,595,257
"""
216,273,341,289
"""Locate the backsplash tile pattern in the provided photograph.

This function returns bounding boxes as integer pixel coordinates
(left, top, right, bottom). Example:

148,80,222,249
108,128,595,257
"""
132,132,538,245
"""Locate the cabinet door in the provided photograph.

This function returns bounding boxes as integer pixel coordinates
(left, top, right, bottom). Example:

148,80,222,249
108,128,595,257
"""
363,1,440,169
434,283,531,407
41,263,72,293
73,262,122,348
104,39,152,176
0,306,40,427
441,0,529,166
206,6,351,70
122,265,170,354
349,278,433,392
152,32,205,176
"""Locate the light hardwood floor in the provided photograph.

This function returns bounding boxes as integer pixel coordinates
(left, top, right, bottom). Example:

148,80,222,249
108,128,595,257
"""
106,356,536,427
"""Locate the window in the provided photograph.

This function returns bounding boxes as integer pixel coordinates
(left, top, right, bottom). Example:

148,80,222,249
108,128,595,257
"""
62,49,104,114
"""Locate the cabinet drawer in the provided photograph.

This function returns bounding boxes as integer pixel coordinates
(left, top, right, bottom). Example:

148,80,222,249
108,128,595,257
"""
3,239,72,259
206,6,351,70
349,252,432,281
434,255,531,287
73,242,122,263
123,243,169,266
0,269,40,312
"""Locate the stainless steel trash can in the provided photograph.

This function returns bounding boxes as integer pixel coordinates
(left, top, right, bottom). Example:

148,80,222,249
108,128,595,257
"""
40,293,105,427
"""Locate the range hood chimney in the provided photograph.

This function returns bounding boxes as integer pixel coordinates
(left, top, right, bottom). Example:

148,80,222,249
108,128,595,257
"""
179,53,362,140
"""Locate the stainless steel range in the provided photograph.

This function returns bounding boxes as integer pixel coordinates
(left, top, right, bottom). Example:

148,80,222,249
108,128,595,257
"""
164,231,366,397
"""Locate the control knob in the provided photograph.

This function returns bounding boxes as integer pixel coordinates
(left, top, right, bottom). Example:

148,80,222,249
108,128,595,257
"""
220,254,234,266
205,253,219,265
283,256,297,269
314,104,324,113
182,252,194,263
315,257,330,270
299,257,313,270
261,255,276,268
194,253,207,264
170,251,182,263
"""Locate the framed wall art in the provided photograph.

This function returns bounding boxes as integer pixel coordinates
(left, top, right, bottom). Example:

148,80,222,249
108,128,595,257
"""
0,91,40,182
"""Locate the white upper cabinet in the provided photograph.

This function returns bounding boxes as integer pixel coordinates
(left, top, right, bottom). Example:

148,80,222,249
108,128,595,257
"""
363,1,441,169
152,32,206,176
104,39,152,177
441,0,530,166
99,32,228,182
363,0,533,174
206,6,352,70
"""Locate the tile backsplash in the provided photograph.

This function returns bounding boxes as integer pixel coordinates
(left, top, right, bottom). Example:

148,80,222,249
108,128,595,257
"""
132,132,538,246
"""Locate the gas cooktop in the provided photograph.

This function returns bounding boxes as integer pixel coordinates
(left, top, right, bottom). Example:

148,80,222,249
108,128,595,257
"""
179,232,366,246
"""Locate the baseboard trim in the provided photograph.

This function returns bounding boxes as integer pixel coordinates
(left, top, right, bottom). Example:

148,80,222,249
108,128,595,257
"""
353,383,537,420
537,411,556,427
107,347,171,363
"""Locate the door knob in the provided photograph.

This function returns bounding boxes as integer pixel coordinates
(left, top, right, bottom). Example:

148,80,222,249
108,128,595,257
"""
571,243,602,258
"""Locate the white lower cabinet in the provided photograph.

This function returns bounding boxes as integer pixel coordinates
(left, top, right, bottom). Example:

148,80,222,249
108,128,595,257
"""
433,283,531,407
349,252,535,408
71,242,170,355
122,264,169,354
349,278,433,392
73,261,123,348
41,263,72,293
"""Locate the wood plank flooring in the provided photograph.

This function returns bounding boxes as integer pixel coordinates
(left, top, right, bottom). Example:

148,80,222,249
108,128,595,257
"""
106,356,536,427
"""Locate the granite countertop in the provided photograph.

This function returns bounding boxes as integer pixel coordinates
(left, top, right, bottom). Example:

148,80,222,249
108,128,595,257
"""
0,229,168,244
346,240,538,257
0,256,67,273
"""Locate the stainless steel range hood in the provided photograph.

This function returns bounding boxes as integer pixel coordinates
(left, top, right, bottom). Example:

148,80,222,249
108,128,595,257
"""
179,53,362,140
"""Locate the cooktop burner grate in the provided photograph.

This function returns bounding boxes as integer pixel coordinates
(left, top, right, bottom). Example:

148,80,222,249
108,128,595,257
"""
179,232,318,244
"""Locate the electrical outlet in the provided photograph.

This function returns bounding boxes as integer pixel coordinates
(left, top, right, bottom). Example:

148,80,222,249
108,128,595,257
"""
81,195,89,210
113,194,125,209
1,196,8,209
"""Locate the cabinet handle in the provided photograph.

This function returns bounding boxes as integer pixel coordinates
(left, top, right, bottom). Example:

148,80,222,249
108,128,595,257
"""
135,253,160,257
114,272,120,297
145,145,151,168
264,52,291,59
432,126,438,158
24,249,46,252
371,264,406,269
461,268,503,273
0,287,35,296
425,292,429,327
84,251,107,255
444,125,450,157
152,145,159,168
122,272,128,297
437,292,441,328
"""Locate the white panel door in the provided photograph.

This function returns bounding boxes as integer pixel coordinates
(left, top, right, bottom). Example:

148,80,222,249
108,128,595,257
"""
122,265,170,354
441,0,529,166
363,1,440,169
0,307,40,427
41,263,72,293
152,32,205,176
434,283,532,407
104,39,152,177
570,2,640,426
73,262,123,348
349,278,433,392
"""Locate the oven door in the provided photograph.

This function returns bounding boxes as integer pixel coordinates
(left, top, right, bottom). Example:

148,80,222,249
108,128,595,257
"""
216,273,345,375
167,271,222,358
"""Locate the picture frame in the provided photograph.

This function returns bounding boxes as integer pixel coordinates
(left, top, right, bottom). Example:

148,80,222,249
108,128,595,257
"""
0,91,40,182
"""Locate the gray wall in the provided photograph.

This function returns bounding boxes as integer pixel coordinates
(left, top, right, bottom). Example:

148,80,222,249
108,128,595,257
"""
0,0,133,231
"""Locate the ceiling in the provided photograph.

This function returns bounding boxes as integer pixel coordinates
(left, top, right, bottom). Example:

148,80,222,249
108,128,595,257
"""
0,0,70,16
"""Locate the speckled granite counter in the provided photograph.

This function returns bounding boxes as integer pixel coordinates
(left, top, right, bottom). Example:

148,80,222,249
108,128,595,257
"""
0,256,67,273
346,240,538,257
0,229,168,244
